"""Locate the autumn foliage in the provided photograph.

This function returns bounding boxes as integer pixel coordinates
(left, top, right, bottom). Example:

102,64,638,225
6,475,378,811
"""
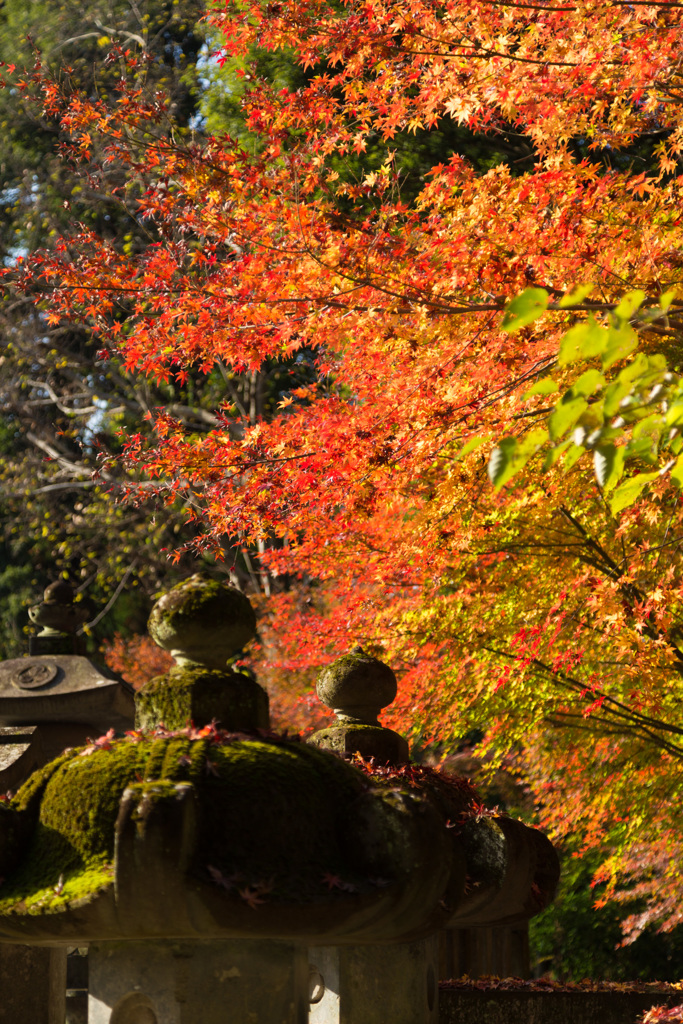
9,0,683,938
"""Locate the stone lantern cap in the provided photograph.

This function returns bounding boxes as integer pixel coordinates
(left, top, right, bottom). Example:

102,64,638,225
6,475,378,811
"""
0,577,134,734
0,579,135,794
0,726,558,947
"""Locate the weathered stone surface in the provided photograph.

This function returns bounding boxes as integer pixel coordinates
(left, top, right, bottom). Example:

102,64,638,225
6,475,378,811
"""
438,987,678,1024
0,655,134,732
310,649,409,765
309,936,439,1024
308,724,409,765
0,723,101,793
28,581,89,647
439,925,530,981
139,575,268,731
316,649,397,725
0,733,456,945
147,574,256,670
447,817,559,929
89,939,308,1024
66,948,88,1024
0,943,66,1024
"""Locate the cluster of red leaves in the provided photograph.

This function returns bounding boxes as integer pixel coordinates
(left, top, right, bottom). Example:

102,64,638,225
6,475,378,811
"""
350,752,494,828
643,1008,683,1024
101,633,173,690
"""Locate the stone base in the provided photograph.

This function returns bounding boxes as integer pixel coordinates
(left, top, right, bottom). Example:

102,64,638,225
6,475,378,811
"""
88,939,308,1024
308,936,439,1024
0,943,66,1024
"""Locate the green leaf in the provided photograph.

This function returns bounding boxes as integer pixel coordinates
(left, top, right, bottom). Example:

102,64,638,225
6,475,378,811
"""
603,379,633,417
563,444,586,471
549,396,588,441
601,323,638,370
558,318,609,366
609,471,659,514
501,288,549,332
666,401,683,428
558,284,594,308
632,414,662,442
572,406,604,447
571,368,606,397
594,444,625,492
523,377,559,399
616,352,649,386
543,439,572,470
624,436,659,464
614,290,646,321
455,435,490,461
488,437,519,489
660,289,676,313
671,452,683,487
487,429,548,490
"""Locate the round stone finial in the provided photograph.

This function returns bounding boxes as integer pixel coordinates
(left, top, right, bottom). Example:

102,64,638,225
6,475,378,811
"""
147,574,256,670
316,647,397,725
28,580,88,636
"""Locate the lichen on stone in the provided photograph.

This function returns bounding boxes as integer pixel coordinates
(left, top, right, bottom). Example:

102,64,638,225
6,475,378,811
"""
317,649,397,719
147,575,257,669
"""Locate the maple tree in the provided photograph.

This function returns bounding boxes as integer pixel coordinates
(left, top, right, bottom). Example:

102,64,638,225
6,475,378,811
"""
9,0,683,942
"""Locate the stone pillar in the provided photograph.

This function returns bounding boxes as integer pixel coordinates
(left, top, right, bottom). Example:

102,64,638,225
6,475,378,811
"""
0,943,66,1024
308,935,439,1024
439,924,530,980
88,939,308,1024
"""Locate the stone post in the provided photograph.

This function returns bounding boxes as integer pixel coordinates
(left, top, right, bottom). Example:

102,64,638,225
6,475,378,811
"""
88,939,308,1024
0,944,66,1024
308,935,439,1024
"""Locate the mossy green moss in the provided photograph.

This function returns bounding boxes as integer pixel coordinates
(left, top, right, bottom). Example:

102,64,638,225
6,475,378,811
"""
0,738,209,914
0,733,372,914
152,578,228,628
135,666,268,731
198,740,367,899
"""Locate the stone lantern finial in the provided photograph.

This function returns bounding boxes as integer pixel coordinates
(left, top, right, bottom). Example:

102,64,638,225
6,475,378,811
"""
309,647,410,764
147,572,256,671
28,580,89,655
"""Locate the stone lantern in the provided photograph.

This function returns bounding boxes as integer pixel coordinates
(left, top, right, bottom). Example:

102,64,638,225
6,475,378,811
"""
0,579,135,1024
0,581,134,792
0,575,558,1024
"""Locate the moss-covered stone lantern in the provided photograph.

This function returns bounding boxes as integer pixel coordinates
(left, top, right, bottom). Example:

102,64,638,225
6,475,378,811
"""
0,576,559,1024
0,580,134,794
306,647,560,1023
